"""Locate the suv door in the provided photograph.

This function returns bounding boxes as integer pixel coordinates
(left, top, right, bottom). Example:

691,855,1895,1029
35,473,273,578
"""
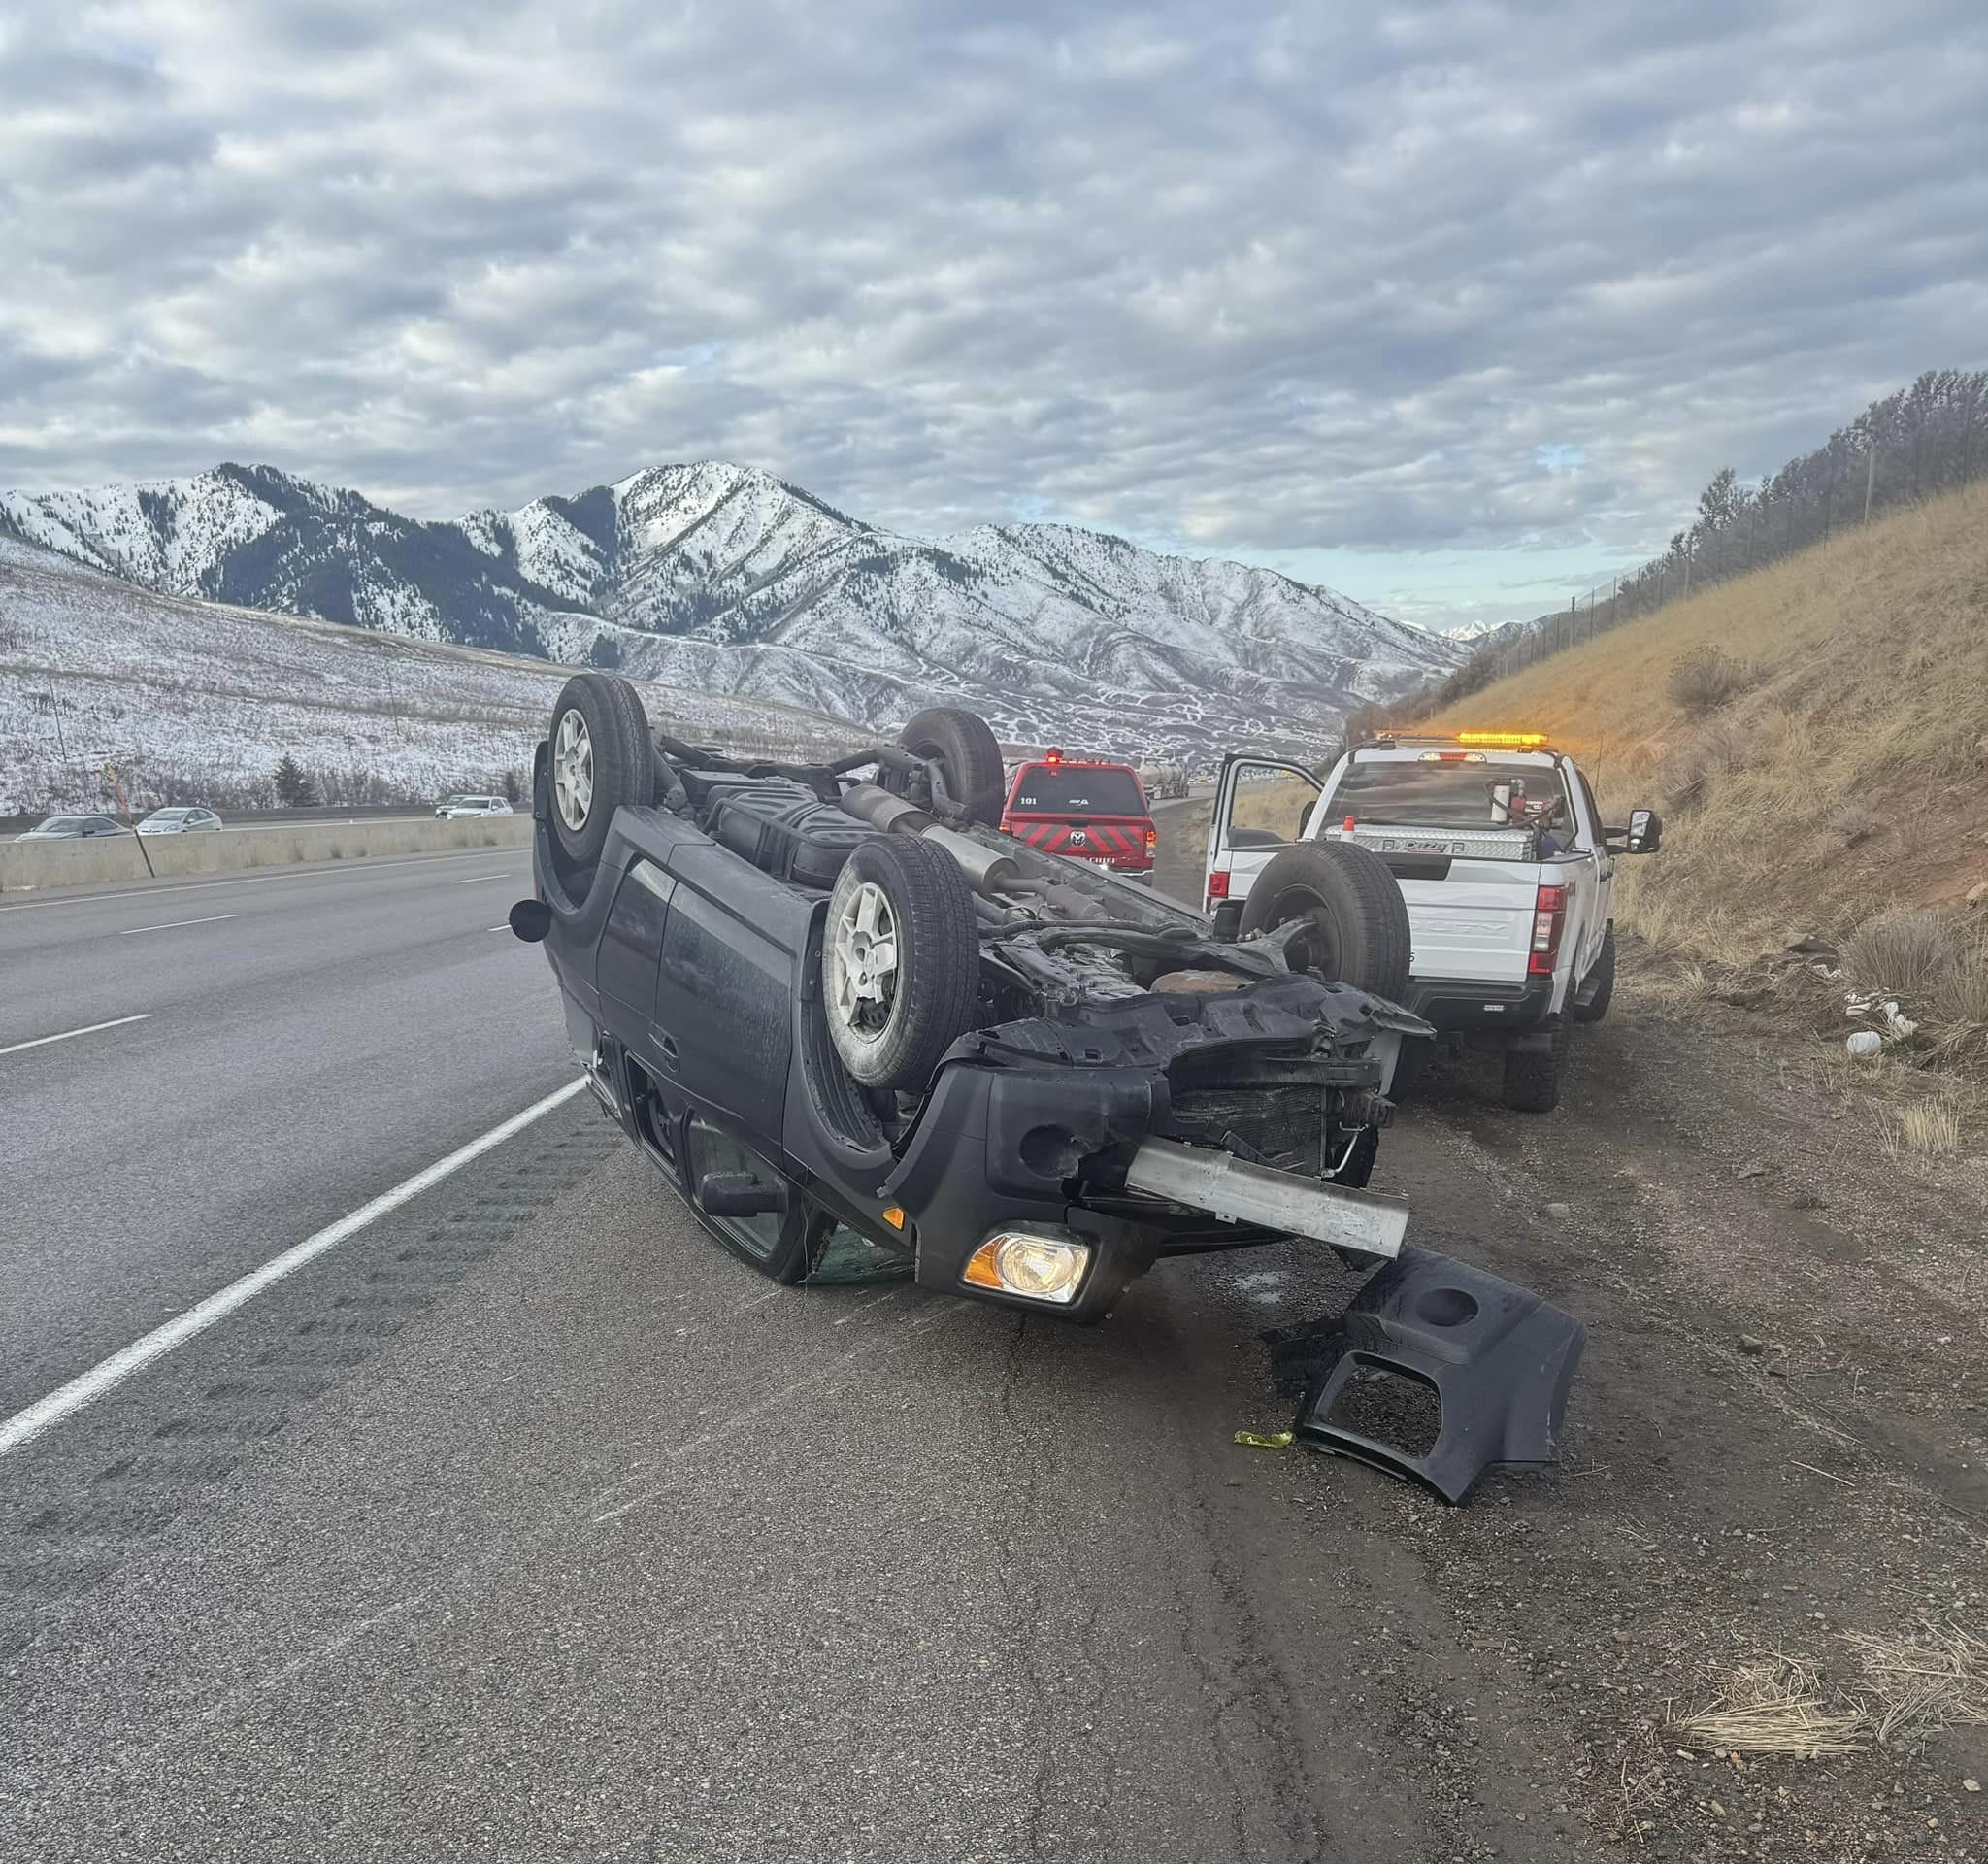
1204,754,1321,914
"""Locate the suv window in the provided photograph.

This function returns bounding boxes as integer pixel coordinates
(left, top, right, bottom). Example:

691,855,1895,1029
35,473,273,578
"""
1010,767,1144,814
1336,759,1569,829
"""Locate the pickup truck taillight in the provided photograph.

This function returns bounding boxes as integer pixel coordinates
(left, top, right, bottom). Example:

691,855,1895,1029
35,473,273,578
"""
1206,869,1230,905
1529,884,1567,976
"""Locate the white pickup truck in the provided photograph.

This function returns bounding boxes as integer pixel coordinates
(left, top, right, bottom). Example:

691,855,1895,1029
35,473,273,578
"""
1202,730,1661,1112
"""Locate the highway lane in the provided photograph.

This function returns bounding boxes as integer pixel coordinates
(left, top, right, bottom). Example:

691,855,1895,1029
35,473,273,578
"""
0,847,571,1415
0,1097,1576,1864
0,798,1577,1863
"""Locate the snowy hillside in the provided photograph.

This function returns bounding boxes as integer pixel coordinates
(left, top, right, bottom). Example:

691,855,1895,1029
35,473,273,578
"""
3,462,1464,761
0,540,872,816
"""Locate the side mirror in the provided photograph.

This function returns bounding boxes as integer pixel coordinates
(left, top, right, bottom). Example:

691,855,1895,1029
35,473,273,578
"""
509,898,553,943
1626,808,1662,854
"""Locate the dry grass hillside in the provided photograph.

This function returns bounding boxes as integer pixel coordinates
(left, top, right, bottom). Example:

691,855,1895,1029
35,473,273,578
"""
1422,479,1988,1066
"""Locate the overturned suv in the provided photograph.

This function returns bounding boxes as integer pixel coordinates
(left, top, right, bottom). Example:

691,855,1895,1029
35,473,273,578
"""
514,678,1584,1496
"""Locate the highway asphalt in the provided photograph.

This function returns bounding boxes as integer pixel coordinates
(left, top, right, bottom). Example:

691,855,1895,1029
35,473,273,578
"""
0,816,1586,1861
0,847,570,1413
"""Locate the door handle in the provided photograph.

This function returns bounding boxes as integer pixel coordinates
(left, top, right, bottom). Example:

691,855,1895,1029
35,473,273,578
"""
651,1028,680,1071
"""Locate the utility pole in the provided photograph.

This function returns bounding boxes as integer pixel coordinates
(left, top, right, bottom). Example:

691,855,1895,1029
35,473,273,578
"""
1863,445,1876,522
1683,534,1693,597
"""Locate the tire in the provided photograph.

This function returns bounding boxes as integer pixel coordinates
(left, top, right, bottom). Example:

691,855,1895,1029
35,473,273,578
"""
897,707,1007,825
824,836,980,1090
1235,842,1412,1001
547,673,653,871
1501,1024,1568,1113
1572,922,1615,1024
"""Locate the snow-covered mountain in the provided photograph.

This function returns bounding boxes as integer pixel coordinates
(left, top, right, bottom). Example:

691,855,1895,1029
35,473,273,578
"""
0,537,869,816
1,461,1465,760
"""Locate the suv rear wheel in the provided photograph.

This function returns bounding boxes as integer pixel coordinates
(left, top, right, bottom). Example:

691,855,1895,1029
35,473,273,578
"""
896,707,1007,826
547,673,654,872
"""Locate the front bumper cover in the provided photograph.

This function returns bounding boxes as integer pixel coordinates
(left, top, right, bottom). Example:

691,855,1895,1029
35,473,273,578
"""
1292,1248,1586,1503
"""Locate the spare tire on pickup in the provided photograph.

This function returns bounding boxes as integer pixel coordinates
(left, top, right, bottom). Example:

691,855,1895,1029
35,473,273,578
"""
1236,842,1412,1002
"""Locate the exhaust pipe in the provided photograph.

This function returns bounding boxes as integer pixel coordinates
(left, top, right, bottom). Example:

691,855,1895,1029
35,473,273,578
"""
839,783,1028,898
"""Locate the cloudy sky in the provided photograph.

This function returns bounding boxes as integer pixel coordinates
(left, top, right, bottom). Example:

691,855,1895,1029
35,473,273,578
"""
2,1,1984,630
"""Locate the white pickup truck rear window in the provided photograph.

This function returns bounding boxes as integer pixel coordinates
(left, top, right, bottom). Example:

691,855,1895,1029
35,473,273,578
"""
1335,760,1568,829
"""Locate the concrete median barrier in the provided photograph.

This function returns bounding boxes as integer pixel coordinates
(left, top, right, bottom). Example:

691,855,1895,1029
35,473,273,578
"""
0,815,533,894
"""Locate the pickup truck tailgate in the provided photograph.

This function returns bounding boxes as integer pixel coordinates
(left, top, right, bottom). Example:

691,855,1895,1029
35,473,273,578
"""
1322,827,1541,984
1399,865,1540,983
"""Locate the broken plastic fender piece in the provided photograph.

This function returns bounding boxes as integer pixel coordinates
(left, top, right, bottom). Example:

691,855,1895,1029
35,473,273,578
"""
1293,1247,1586,1505
1233,1429,1294,1450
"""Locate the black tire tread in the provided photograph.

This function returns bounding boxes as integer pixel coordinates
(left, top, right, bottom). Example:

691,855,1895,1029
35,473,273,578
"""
606,676,656,816
547,672,650,876
898,707,1008,825
1501,1024,1568,1112
1235,841,1412,1001
1572,922,1615,1024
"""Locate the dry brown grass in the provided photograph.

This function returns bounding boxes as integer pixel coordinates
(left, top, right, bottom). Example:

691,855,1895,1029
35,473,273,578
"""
1668,1655,1865,1759
1845,909,1964,997
1668,1621,1987,1762
1886,1099,1962,1156
1842,908,1988,1064
1667,646,1756,715
1230,773,1317,840
1421,483,1988,1003
1844,1620,1988,1745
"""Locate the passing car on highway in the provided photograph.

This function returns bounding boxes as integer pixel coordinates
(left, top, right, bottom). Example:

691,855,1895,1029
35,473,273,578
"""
999,749,1157,881
15,814,129,841
437,794,514,818
1203,728,1661,1112
137,807,222,835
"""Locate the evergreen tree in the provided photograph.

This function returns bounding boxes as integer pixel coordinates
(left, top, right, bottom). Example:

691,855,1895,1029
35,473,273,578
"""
274,754,318,807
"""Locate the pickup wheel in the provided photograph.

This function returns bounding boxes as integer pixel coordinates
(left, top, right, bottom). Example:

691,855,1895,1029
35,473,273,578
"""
1571,922,1615,1024
547,673,654,871
1501,1023,1568,1113
824,836,980,1090
1235,842,1412,1001
897,707,1008,825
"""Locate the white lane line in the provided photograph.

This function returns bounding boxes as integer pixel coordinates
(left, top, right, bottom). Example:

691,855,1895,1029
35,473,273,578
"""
0,849,521,915
451,873,514,884
0,1076,589,1459
0,1012,154,1058
118,913,242,937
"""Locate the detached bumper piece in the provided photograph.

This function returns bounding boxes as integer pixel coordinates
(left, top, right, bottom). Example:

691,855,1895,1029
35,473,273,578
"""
1292,1248,1585,1504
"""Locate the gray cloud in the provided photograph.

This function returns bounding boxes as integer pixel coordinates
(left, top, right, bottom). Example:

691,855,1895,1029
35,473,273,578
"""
1,0,1983,625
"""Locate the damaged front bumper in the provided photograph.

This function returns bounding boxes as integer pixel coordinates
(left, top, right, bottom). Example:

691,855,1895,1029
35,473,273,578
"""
874,977,1427,1321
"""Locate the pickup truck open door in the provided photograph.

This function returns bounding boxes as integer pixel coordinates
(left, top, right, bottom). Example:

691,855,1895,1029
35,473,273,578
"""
1203,754,1321,915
